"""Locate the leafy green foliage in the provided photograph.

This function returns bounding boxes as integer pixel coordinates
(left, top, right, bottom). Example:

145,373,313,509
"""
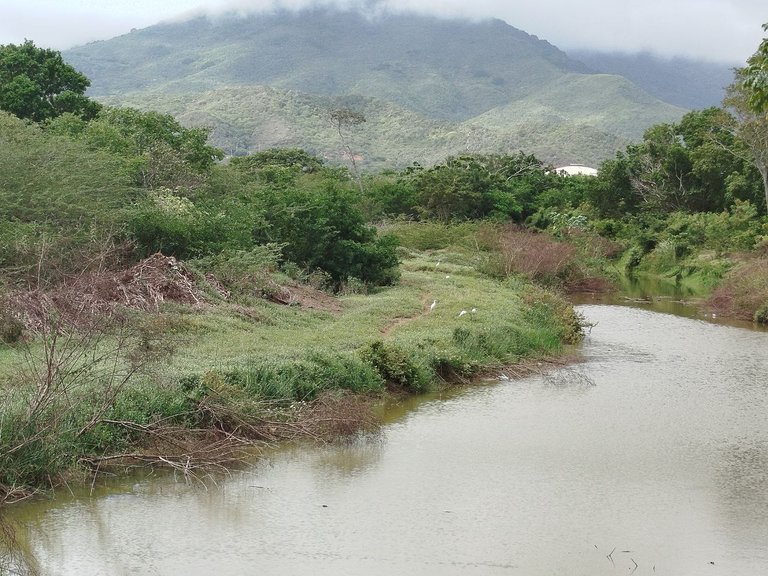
127,187,262,259
250,177,400,287
0,112,138,286
0,40,100,122
742,23,768,113
724,71,768,213
47,107,224,189
220,355,386,401
359,340,432,393
589,108,766,216
229,147,325,179
0,113,133,226
401,153,552,221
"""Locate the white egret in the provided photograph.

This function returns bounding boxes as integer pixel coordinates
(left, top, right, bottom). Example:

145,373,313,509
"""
430,299,437,311
458,309,467,317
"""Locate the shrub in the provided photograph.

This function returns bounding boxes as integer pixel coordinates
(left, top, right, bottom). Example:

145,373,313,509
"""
190,245,284,297
359,340,432,394
479,225,577,286
250,181,401,288
0,303,23,344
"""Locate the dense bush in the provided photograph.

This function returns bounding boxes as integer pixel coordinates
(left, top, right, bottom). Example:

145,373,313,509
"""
707,257,768,322
359,340,432,393
251,179,401,287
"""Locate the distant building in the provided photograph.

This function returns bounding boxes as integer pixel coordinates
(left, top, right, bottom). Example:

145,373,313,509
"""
553,164,598,176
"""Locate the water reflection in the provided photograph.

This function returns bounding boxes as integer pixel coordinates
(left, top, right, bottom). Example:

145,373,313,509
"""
308,433,386,480
542,365,595,389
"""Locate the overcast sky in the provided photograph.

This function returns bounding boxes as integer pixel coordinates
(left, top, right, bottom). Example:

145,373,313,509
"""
0,0,765,64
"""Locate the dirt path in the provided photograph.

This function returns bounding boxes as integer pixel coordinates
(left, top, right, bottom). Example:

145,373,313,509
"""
379,294,435,336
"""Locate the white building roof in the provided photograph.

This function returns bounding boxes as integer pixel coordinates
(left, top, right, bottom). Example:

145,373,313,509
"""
554,164,598,176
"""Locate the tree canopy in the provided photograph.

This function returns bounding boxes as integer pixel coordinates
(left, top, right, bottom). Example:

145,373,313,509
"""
0,40,100,122
590,108,766,216
47,107,224,189
742,23,768,113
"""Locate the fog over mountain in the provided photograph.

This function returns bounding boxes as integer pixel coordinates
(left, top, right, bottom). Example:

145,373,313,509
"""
61,7,692,169
2,0,765,65
569,50,736,110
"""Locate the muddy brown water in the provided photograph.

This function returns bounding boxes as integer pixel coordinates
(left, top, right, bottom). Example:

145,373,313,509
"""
5,303,768,575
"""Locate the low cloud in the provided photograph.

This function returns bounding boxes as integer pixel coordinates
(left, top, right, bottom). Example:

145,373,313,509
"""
211,0,766,63
2,0,764,63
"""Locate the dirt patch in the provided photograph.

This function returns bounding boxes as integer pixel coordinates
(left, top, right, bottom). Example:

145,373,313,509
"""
267,283,342,313
380,315,418,336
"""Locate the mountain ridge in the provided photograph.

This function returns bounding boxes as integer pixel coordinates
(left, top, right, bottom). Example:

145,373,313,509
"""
64,7,691,168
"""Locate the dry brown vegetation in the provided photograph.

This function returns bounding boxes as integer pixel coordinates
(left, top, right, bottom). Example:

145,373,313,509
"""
706,256,768,322
2,254,202,334
478,224,614,293
1,253,343,339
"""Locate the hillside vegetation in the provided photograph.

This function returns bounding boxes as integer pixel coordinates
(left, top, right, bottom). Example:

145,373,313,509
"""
108,86,629,169
570,50,735,110
64,7,687,167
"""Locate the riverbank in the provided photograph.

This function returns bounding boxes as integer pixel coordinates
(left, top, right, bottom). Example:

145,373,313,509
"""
7,304,768,576
0,250,583,502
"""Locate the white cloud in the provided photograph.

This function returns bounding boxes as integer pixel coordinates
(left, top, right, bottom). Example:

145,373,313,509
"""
0,0,765,63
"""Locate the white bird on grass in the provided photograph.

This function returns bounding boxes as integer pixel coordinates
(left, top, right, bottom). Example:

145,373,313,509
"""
458,309,468,317
430,299,437,312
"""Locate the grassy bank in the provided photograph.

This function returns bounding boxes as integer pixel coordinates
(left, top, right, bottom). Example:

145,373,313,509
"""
0,247,582,501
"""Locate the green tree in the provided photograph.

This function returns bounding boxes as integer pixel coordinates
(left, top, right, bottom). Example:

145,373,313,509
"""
405,153,548,221
251,179,399,287
590,109,765,215
725,75,768,212
228,148,325,188
742,23,768,113
588,152,637,217
0,112,136,286
0,40,100,122
47,107,224,189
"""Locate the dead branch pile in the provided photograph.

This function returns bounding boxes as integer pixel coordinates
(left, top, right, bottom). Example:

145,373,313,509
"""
3,253,205,333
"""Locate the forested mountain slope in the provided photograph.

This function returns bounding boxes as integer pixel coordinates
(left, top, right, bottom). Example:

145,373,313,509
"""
65,7,688,167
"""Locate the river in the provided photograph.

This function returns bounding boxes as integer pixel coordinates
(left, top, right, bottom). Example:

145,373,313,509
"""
5,303,768,575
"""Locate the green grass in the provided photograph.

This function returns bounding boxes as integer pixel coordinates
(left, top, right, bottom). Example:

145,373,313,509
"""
0,249,581,496
156,251,576,385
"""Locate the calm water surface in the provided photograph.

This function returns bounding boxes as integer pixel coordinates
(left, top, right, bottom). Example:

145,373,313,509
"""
7,304,768,575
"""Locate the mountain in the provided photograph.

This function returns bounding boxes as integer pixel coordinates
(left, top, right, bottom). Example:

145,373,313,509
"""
569,50,736,110
107,86,628,170
64,8,688,168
